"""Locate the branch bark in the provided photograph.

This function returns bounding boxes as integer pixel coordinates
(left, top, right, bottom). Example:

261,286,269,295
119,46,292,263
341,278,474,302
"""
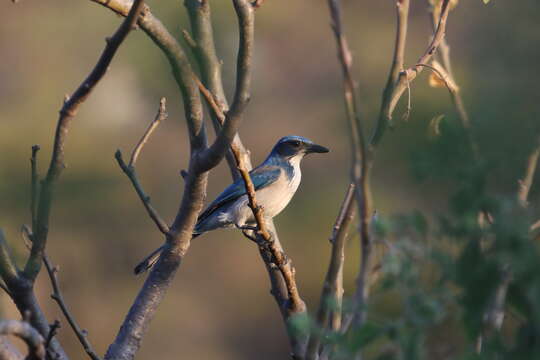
0,320,45,360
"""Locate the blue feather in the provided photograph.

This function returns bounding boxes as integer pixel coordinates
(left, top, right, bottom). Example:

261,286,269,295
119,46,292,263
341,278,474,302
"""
196,165,282,226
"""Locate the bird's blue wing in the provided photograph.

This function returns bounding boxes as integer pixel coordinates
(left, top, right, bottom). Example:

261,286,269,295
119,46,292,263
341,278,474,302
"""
197,166,282,224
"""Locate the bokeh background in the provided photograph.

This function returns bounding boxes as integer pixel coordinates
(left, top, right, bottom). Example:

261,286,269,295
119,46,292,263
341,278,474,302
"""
1,0,539,359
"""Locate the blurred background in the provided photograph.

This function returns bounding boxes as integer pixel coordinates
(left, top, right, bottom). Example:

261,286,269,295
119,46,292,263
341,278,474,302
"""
1,0,539,359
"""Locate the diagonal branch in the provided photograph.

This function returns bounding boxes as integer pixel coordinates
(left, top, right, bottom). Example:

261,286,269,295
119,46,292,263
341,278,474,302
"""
306,184,356,360
24,0,146,282
116,98,170,235
43,255,101,360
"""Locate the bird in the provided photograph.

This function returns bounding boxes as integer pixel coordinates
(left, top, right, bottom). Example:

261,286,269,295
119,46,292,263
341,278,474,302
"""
134,135,329,274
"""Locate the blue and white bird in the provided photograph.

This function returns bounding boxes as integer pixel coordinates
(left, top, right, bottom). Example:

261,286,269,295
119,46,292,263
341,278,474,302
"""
134,135,329,274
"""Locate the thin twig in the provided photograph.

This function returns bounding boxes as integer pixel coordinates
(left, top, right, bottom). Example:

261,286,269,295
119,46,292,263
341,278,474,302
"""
115,99,170,235
0,320,46,360
306,184,356,360
43,255,102,360
129,98,168,167
24,0,146,282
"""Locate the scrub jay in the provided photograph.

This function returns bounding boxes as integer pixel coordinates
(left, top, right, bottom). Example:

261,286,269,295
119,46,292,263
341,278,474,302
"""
134,135,329,274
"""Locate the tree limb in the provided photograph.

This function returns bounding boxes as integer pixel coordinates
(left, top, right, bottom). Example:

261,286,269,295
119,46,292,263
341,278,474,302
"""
195,0,255,173
185,0,253,180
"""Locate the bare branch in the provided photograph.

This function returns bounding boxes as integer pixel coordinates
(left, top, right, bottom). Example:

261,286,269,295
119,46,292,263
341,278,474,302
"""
306,184,356,360
518,136,540,207
371,0,451,146
43,255,101,360
24,0,146,282
0,320,46,360
129,98,167,167
115,99,170,235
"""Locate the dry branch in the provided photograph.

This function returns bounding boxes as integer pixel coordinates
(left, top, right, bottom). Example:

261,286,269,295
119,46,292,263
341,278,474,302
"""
116,99,170,235
43,255,101,360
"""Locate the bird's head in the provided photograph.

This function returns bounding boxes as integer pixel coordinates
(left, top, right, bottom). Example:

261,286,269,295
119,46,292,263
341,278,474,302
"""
271,136,329,162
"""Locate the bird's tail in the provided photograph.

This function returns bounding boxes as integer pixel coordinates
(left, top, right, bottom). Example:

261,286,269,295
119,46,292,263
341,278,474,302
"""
133,233,201,275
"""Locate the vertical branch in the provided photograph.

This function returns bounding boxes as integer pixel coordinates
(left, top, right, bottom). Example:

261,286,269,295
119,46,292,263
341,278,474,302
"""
185,0,253,179
306,184,356,360
327,0,374,338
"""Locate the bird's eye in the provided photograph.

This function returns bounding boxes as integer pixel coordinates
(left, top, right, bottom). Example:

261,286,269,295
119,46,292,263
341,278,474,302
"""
290,141,301,147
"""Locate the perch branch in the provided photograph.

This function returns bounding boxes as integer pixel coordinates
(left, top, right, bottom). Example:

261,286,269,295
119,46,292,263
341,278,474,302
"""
306,184,356,360
196,72,308,357
24,0,146,282
0,320,46,360
43,255,101,360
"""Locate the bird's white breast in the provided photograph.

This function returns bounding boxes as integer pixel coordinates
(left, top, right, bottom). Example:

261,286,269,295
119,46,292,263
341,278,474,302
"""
231,160,302,227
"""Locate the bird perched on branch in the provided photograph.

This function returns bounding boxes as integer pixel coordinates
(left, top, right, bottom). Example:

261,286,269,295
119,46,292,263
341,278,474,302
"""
134,135,329,274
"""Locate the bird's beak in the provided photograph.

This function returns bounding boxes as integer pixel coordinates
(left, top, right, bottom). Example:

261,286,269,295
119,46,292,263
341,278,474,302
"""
306,143,330,154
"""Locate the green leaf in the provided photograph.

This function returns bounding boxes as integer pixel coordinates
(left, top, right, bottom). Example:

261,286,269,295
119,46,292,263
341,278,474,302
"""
483,0,490,4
